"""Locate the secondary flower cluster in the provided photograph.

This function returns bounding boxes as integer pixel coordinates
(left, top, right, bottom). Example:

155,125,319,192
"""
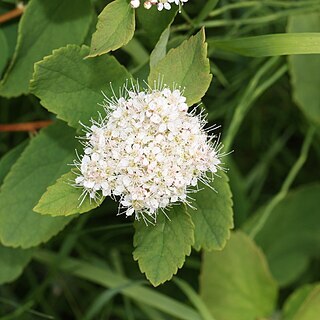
74,84,222,223
130,0,188,11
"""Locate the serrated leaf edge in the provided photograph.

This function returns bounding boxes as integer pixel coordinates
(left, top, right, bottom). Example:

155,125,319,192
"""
133,209,195,287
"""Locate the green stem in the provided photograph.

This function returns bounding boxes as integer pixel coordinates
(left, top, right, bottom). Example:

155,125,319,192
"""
249,127,315,239
174,278,216,320
208,0,320,18
205,5,320,28
172,3,320,32
223,57,284,152
195,0,219,24
33,250,202,320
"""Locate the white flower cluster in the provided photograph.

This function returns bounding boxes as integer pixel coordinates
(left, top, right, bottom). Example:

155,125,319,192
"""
74,84,222,223
130,0,188,11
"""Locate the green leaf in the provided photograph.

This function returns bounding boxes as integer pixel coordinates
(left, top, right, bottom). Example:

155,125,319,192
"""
0,141,32,285
148,28,212,106
209,33,320,57
252,184,320,286
34,171,102,216
285,285,320,320
190,172,233,251
200,231,278,320
288,14,320,127
0,0,93,98
282,284,318,320
0,121,77,248
0,141,28,187
137,5,176,47
88,0,135,57
30,45,132,130
0,5,18,60
0,29,9,77
0,244,32,284
133,205,194,286
150,26,171,69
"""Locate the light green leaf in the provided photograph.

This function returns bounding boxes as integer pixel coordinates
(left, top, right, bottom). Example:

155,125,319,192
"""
88,0,135,57
0,244,32,284
282,284,318,320
252,184,320,286
285,285,320,320
148,28,212,106
30,45,132,130
0,0,93,98
200,231,278,320
0,141,28,187
133,205,194,286
34,171,102,216
209,33,320,57
137,5,176,47
288,14,320,127
190,172,233,251
150,26,171,69
0,121,77,248
0,29,9,77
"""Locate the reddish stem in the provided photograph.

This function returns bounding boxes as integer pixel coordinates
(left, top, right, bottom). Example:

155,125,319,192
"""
0,7,24,24
0,120,53,132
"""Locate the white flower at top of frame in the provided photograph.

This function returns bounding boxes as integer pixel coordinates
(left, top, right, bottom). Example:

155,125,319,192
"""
131,0,188,11
157,1,171,11
130,0,140,8
144,1,152,9
73,82,223,224
158,0,189,10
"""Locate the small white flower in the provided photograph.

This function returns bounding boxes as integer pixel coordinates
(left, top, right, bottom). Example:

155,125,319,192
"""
130,0,140,8
144,1,152,9
73,82,224,224
132,0,188,11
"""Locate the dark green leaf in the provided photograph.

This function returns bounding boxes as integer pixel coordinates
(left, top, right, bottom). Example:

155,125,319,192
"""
0,0,93,97
0,4,18,61
190,172,233,251
30,45,132,130
133,205,194,286
0,244,32,284
0,122,77,248
252,184,320,286
0,141,28,187
137,5,176,47
0,30,9,77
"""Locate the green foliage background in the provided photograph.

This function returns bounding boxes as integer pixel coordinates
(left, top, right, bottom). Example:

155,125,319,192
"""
0,0,319,319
